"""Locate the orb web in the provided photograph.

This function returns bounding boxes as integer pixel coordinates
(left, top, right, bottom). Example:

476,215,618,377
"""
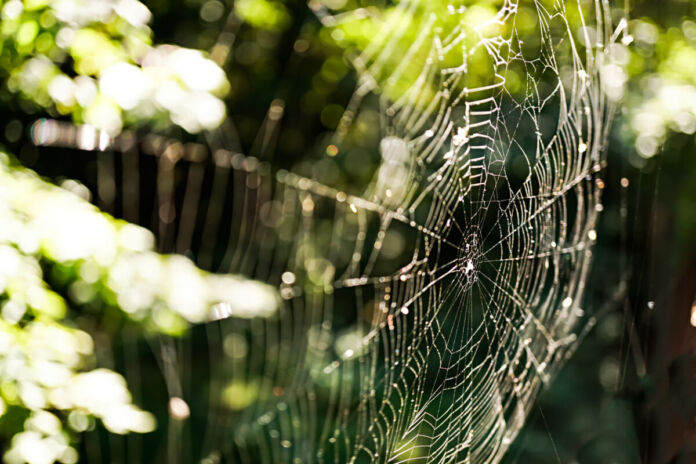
36,0,620,462
179,1,619,462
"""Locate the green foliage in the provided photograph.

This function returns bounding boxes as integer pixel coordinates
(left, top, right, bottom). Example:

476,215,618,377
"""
321,0,504,105
235,0,291,30
0,151,280,462
0,0,229,135
0,152,157,463
620,16,696,159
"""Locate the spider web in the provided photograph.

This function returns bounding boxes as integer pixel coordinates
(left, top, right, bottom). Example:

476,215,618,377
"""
33,0,618,462
182,0,618,462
